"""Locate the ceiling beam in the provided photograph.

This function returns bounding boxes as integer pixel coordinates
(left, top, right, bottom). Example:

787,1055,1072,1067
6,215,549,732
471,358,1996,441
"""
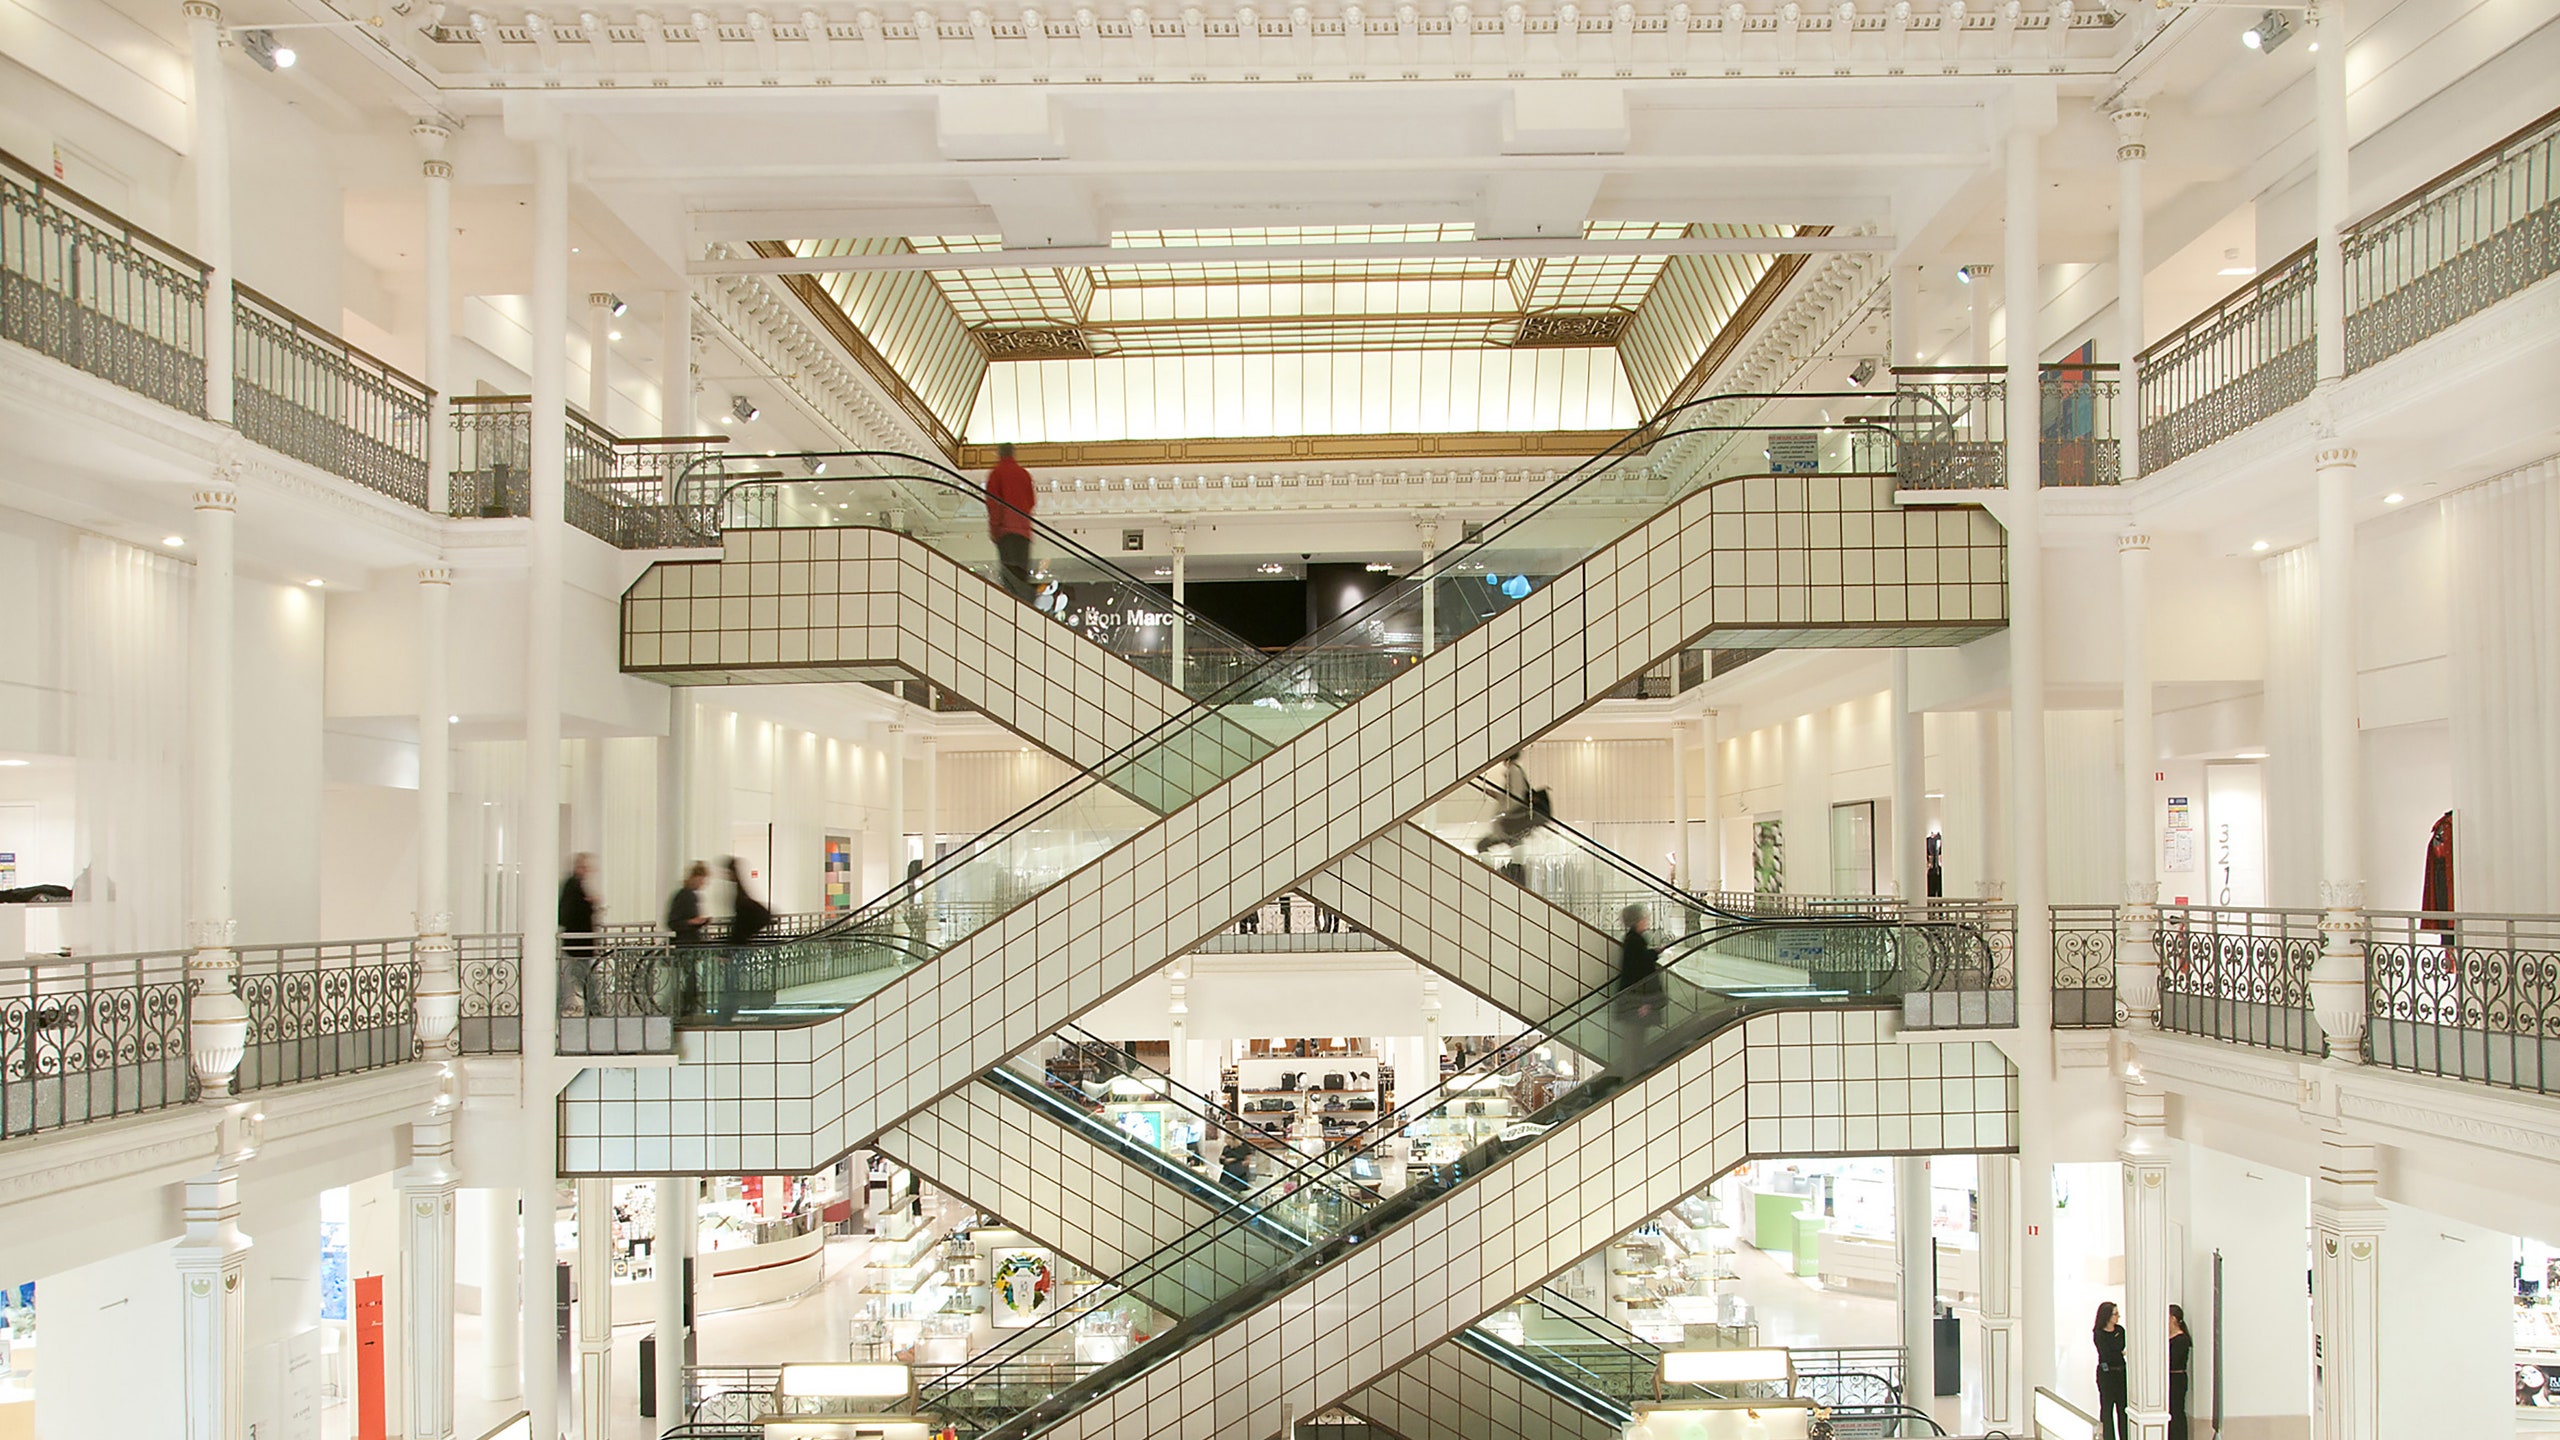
696,231,1895,277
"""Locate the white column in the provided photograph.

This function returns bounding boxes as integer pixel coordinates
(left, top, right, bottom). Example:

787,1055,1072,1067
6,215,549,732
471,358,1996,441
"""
2121,1068,2171,1440
588,292,615,425
1971,712,2005,900
651,1178,695,1434
1977,1151,2018,1429
575,1177,612,1440
1968,264,1992,367
189,478,247,1098
885,721,908,874
417,565,460,1056
419,123,455,513
1892,652,1925,903
402,1112,461,1440
2312,1141,2384,1440
2004,101,2061,1405
1417,517,1440,655
2310,440,2368,1054
2119,533,2160,1024
1895,1155,1937,1413
175,1163,250,1440
1169,526,1189,694
660,291,694,436
183,2,233,424
917,733,939,864
1669,718,1691,888
519,122,570,1440
2313,2,2349,388
1701,710,1723,893
1889,261,1918,367
1419,972,1442,1069
2114,107,2147,476
480,1189,523,1402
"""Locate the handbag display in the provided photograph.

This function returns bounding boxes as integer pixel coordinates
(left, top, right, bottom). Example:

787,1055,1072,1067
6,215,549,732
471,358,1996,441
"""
1322,1071,1346,1090
1349,1096,1377,1111
1278,1072,1299,1090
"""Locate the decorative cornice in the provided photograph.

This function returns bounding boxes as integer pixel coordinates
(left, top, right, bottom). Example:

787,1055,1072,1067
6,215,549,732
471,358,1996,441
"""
694,257,940,461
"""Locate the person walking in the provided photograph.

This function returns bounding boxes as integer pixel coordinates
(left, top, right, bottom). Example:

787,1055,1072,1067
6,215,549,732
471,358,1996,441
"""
2093,1301,2130,1440
986,442,1038,601
1614,903,1663,1068
2168,1303,2192,1440
666,862,713,1013
558,853,603,1015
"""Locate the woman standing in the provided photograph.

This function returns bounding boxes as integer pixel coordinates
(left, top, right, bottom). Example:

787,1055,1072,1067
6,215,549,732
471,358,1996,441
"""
2168,1303,2193,1440
2093,1301,2130,1440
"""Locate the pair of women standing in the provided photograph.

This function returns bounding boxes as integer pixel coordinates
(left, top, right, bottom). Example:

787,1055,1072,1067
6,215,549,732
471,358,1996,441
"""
2093,1302,2193,1440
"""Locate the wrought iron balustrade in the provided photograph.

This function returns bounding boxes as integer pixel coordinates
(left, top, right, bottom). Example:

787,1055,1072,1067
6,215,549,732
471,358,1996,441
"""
450,395,729,547
0,150,207,415
233,285,432,507
455,931,523,1055
2155,904,2322,1056
2346,107,2560,372
2050,904,2121,1028
2364,909,2560,1094
232,936,418,1091
2136,246,2318,476
1887,366,2121,489
0,948,193,1138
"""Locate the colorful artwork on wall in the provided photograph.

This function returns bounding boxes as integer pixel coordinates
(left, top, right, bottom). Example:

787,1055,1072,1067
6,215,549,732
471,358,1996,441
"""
990,1247,1056,1328
824,834,855,914
1752,819,1786,896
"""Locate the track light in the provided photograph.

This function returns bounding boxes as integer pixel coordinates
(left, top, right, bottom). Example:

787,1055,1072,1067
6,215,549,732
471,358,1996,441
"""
730,395,759,423
1956,265,1973,285
608,294,629,317
809,459,829,476
2243,10,2292,51
1848,357,1878,387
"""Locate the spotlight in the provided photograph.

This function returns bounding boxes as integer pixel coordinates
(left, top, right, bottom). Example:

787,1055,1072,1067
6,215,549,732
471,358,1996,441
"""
162,535,185,548
731,395,760,423
1365,562,1396,573
2243,10,2292,52
2383,492,2404,505
609,294,629,317
809,459,829,476
607,329,622,342
2251,539,2270,552
241,29,292,69
1956,265,1973,285
1256,562,1286,575
273,44,297,66
1848,357,1878,387
305,578,324,588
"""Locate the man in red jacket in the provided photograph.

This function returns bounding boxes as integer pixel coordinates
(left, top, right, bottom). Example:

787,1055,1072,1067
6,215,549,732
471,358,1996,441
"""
986,442,1037,600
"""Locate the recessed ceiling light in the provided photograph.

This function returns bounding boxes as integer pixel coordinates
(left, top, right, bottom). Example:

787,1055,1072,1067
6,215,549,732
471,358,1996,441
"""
0,759,29,768
448,714,460,724
2235,751,2270,760
162,535,185,547
305,578,324,588
2383,492,2405,504
607,329,622,341
2250,539,2270,552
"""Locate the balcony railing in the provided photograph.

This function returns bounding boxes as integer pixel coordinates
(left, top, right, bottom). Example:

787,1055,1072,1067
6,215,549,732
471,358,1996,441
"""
233,285,432,507
449,396,729,548
0,151,207,416
232,937,418,1092
2365,910,2560,1095
456,931,524,1056
2050,903,2121,1028
0,948,193,1139
1888,365,2122,491
2155,905,2323,1056
2141,106,2560,475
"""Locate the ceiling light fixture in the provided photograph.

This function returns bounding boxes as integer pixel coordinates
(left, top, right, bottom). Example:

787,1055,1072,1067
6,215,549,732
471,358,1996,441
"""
809,459,829,475
607,329,622,342
0,759,29,768
2251,539,2271,552
1257,562,1286,575
2383,492,2404,504
1848,357,1878,387
731,395,759,423
2242,9,2293,52
2217,247,2256,278
447,714,461,725
1956,265,1974,285
305,578,324,588
162,535,185,548
608,294,629,317
1365,562,1396,573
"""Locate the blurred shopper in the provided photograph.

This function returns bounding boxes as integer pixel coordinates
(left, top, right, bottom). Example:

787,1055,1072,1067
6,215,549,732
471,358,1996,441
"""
667,861,713,1013
1476,751,1549,886
558,853,602,1014
1615,903,1663,1065
2093,1301,2130,1440
987,442,1038,601
2168,1303,2193,1440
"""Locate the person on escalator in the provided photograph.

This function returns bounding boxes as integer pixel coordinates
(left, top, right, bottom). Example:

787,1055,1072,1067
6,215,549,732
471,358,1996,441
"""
717,857,775,1019
1475,752,1547,884
1218,1135,1256,1193
986,442,1039,602
1615,903,1664,1068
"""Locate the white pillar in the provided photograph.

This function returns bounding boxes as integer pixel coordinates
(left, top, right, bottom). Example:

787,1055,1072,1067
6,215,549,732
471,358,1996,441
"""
402,1112,461,1440
1891,652,1926,903
2119,533,2160,1024
183,2,233,424
2314,2,2349,388
575,1177,612,1440
884,721,908,876
417,565,460,1056
1971,712,2005,900
588,292,615,426
1889,261,1918,367
176,1163,250,1440
1977,1151,2018,1429
1701,710,1723,893
917,733,939,864
520,122,570,1440
2310,440,2368,1055
480,1189,523,1402
652,1178,695,1434
1170,527,1189,694
1669,718,1691,887
1895,1155,1937,1412
2312,1141,2384,1440
189,478,247,1098
1968,265,1992,367
2121,1068,2171,1440
1417,518,1440,655
2115,107,2147,476
660,291,694,436
2003,100,2061,1406
419,123,455,513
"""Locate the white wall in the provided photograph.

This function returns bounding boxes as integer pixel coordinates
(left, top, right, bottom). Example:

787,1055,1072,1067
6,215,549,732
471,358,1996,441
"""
234,579,326,943
33,1240,184,1440
2175,1141,2312,1440
2375,1200,2511,1440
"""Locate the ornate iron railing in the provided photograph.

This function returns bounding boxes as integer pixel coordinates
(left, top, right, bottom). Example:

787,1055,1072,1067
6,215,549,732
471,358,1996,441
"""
232,937,418,1091
2155,904,2323,1056
455,931,523,1055
2136,246,2318,475
0,151,207,415
2345,107,2560,372
2364,910,2560,1094
0,948,193,1138
1887,366,2121,490
233,285,432,506
2050,904,2121,1028
449,395,729,547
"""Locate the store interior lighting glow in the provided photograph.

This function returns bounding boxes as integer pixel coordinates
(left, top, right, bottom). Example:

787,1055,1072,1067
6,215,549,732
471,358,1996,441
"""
2383,492,2404,504
1659,1346,1793,1386
778,1362,913,1399
162,535,185,547
2251,539,2270,552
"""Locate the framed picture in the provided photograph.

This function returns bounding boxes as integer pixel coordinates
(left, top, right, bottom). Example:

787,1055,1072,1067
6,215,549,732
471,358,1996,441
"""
824,834,855,914
990,1247,1056,1328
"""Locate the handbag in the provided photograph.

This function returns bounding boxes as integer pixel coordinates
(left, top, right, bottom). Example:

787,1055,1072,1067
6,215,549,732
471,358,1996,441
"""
1322,1071,1346,1090
1530,787,1553,819
1278,1072,1299,1091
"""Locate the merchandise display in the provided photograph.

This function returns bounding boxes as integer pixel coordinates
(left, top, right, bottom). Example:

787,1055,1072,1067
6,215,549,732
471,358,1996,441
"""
2518,1239,2560,1408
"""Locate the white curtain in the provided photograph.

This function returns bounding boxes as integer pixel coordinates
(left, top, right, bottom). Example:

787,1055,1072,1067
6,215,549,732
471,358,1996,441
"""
68,534,192,953
2444,457,2560,913
2261,546,2321,908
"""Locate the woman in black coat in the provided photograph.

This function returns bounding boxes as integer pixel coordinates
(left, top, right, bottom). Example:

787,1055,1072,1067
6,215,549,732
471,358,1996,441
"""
2093,1301,2130,1440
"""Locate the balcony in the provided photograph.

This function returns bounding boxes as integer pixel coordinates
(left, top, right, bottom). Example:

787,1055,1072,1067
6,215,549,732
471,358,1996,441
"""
448,395,729,548
1888,364,2124,491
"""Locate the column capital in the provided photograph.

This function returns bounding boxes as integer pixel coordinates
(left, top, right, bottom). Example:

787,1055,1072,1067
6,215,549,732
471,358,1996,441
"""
588,291,618,310
420,564,454,587
182,0,221,24
194,483,239,513
2314,441,2358,471
414,119,454,159
2112,105,2149,159
2117,529,2152,553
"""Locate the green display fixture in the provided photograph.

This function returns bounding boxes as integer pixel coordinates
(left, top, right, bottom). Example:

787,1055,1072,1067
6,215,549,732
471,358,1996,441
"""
1751,1191,1804,1253
1794,1204,1824,1277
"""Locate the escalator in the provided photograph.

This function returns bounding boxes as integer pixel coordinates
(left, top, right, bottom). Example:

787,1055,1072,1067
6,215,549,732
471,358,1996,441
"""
561,393,2006,1180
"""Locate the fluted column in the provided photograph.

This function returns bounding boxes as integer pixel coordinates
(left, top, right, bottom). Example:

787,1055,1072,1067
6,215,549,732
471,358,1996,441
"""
588,292,615,425
884,720,908,880
575,1176,612,1440
416,565,459,1056
401,1111,460,1440
2115,106,2147,477
2121,1068,2171,1440
2310,439,2368,1055
175,1162,249,1440
189,476,247,1098
1169,527,1189,693
2120,532,2160,1024
1417,517,1440,655
418,122,455,513
2312,1141,2384,1440
183,1,234,424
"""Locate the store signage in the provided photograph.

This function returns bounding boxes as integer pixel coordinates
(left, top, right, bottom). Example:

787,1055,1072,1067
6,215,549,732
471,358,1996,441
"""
2162,795,2195,873
1768,432,1820,474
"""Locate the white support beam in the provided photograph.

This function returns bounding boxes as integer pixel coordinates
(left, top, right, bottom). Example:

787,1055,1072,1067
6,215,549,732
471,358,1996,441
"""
691,229,1900,276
